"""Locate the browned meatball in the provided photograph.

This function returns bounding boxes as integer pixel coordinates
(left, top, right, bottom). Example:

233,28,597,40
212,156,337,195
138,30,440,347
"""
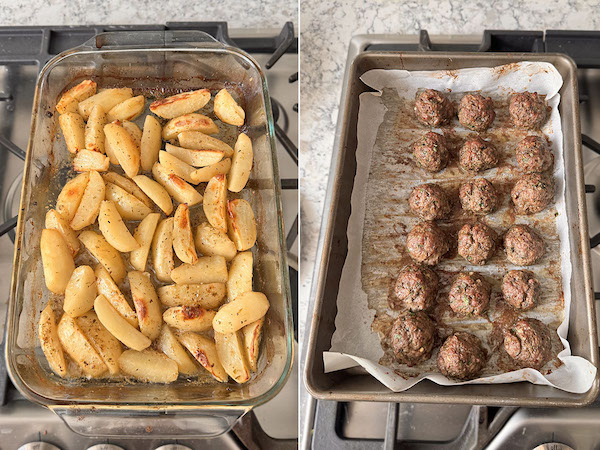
437,332,486,380
511,173,554,214
406,221,449,266
390,311,436,366
502,270,540,310
414,89,454,127
459,136,499,173
448,272,491,316
458,94,495,131
459,178,499,215
509,92,548,130
457,222,497,265
515,136,554,173
412,132,449,173
504,318,552,370
504,224,545,266
391,264,438,311
408,183,451,220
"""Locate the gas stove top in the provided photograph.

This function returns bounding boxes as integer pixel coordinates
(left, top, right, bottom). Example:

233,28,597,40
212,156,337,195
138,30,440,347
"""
301,30,600,450
0,22,298,449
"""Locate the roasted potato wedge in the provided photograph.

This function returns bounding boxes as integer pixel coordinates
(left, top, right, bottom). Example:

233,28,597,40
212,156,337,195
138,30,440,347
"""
178,131,234,158
59,112,86,154
56,79,97,114
103,122,139,178
79,230,127,284
103,171,152,208
107,95,145,122
130,213,161,272
128,271,162,340
94,295,151,351
212,291,269,334
38,305,67,377
57,313,107,377
165,143,225,168
84,104,107,153
133,174,173,215
162,113,218,140
242,317,264,372
157,326,198,375
152,217,175,282
203,175,228,233
73,149,110,172
170,256,228,285
98,200,140,252
149,89,211,119
56,172,89,223
41,229,75,294
45,209,80,256
152,162,203,206
227,251,253,302
173,203,197,264
95,265,138,328
64,265,96,317
157,283,226,309
78,88,133,120
70,170,105,231
214,89,245,126
177,332,228,382
159,150,198,184
105,183,152,221
228,133,253,192
140,114,162,171
191,158,231,184
215,331,251,383
119,349,178,383
227,198,257,251
163,306,216,332
76,311,123,375
122,120,142,148
195,222,237,261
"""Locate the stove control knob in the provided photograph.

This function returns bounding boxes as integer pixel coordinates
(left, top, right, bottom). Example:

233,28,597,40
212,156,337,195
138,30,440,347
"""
86,446,125,450
18,444,61,450
155,446,193,450
533,444,574,450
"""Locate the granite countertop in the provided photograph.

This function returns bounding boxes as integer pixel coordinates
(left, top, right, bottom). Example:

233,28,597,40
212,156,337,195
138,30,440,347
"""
299,0,600,337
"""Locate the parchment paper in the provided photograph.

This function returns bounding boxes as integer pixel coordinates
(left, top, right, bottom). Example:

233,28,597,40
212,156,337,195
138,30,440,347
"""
324,62,597,393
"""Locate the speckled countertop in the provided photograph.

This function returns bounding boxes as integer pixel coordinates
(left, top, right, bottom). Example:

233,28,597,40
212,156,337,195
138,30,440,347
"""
299,0,600,338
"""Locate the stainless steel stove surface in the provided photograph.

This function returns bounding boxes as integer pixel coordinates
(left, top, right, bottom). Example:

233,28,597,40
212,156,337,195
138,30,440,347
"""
0,23,298,449
301,31,600,450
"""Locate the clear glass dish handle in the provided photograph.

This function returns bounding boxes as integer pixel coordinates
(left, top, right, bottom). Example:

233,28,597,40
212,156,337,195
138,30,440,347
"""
54,407,249,438
78,30,227,50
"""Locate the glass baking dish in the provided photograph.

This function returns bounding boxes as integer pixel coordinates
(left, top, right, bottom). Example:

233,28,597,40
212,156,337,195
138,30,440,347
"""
5,31,293,437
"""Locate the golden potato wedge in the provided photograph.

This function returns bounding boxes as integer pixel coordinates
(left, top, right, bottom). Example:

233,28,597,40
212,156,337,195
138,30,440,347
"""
157,326,198,375
104,130,120,165
56,172,89,223
79,230,126,284
78,88,133,120
103,123,139,178
195,222,237,261
41,229,75,294
73,149,110,172
214,89,245,126
212,291,269,334
105,183,152,221
70,170,105,230
149,89,211,119
163,306,216,332
64,265,96,317
157,283,226,309
140,115,162,171
56,79,97,114
165,143,225,168
98,200,139,252
227,251,253,302
227,199,257,251
38,305,67,377
95,265,138,328
76,311,123,375
159,150,197,184
84,104,107,153
102,171,152,208
45,209,80,256
177,332,228,382
57,313,107,377
173,203,197,264
242,317,264,372
215,331,250,383
203,175,228,233
107,95,145,122
94,295,151,351
178,131,234,158
130,213,160,272
122,120,142,148
59,112,86,154
191,158,231,184
228,133,253,192
162,113,218,140
170,256,228,285
152,162,203,206
128,271,162,340
119,349,178,383
152,217,175,282
132,175,173,215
